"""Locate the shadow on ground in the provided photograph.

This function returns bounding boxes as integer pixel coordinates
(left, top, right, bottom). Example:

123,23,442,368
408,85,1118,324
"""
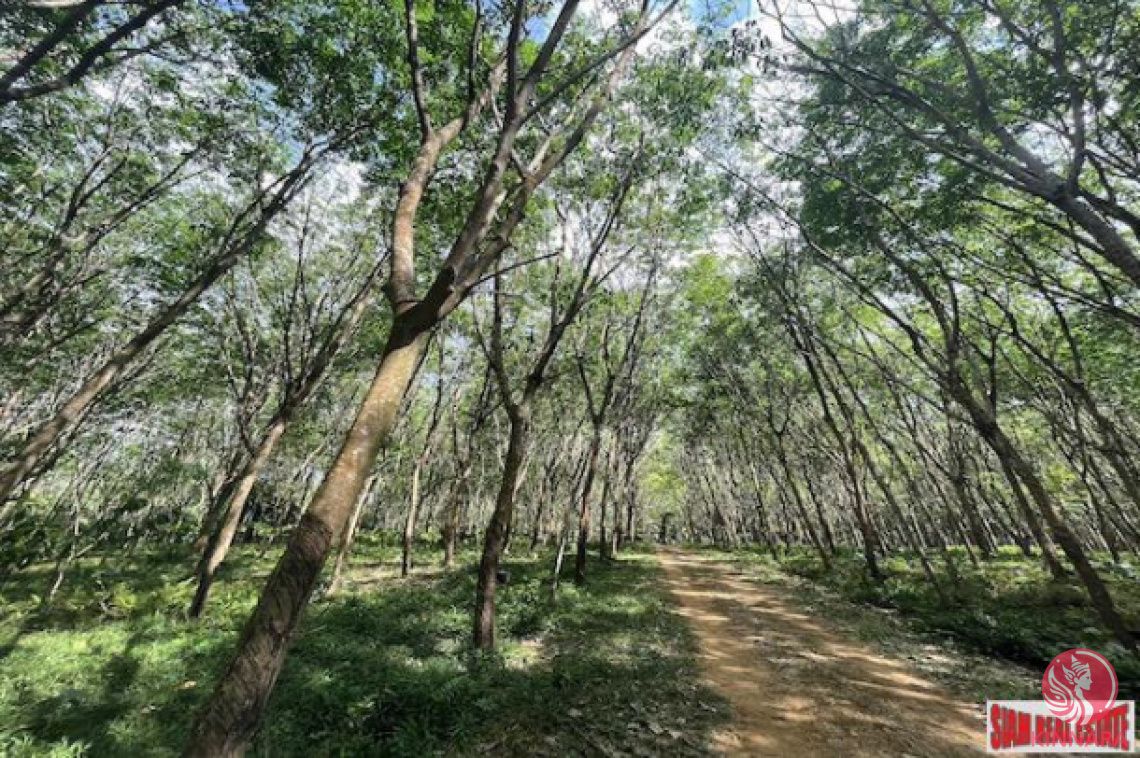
0,544,729,756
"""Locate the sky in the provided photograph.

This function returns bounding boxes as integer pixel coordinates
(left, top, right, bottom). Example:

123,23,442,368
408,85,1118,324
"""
696,0,754,28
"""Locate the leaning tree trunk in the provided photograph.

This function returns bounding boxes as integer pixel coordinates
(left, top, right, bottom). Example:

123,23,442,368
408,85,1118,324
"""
795,338,882,581
189,418,287,618
946,421,995,559
773,435,831,572
1050,193,1140,290
193,450,248,553
947,379,1137,653
801,469,836,555
745,463,778,558
183,326,428,757
994,453,1066,579
326,474,376,596
859,441,946,604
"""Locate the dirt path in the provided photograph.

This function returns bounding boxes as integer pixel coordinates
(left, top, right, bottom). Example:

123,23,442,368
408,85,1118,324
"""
658,549,986,757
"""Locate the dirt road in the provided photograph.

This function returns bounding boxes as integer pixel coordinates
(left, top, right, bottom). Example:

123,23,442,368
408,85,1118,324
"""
658,549,986,757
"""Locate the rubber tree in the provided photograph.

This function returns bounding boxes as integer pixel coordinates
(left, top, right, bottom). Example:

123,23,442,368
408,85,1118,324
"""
0,146,324,509
474,159,638,648
793,174,1137,653
183,0,677,752
771,0,1140,288
188,248,385,618
573,260,656,584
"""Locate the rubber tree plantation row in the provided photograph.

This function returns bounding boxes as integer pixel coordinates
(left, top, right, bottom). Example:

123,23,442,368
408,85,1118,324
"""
1,0,1139,754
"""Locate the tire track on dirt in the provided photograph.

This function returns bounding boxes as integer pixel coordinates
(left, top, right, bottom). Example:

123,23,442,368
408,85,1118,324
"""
658,549,985,757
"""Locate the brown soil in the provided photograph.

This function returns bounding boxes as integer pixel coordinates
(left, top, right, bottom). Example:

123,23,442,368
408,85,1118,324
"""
658,549,986,757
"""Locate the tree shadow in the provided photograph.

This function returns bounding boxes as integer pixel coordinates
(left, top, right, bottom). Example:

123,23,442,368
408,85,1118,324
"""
253,554,729,756
25,630,147,753
2,549,728,756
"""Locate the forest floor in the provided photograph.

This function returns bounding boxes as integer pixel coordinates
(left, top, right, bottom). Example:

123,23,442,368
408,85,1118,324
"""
659,549,989,756
0,541,730,756
1,539,1130,756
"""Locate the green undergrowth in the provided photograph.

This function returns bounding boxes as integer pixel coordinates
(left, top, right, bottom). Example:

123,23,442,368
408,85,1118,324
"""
0,538,726,756
706,544,1140,698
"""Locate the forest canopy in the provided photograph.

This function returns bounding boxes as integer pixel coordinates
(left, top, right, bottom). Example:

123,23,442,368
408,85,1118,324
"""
1,0,1139,754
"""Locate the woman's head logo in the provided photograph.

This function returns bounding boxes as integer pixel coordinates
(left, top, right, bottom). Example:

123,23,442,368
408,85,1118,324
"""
1042,648,1118,726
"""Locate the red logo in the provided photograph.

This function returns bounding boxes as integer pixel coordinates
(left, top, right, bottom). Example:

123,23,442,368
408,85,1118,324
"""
1042,648,1118,726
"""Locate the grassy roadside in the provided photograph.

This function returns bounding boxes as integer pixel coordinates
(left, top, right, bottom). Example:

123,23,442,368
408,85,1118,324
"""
0,539,727,756
698,545,1140,701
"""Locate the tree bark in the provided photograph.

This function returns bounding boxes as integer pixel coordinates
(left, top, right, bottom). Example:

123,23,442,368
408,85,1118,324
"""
573,426,603,585
473,407,530,649
188,418,287,618
182,326,428,757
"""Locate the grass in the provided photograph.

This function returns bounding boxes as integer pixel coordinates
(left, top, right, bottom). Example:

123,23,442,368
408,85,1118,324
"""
703,544,1140,700
0,537,728,756
11,534,1131,756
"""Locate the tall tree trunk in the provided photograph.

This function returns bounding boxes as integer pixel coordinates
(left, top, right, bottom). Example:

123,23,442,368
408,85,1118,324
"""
402,458,425,577
442,463,469,569
948,465,994,559
859,442,946,603
946,378,1136,653
774,439,831,572
792,332,882,581
529,464,556,551
473,407,529,649
995,453,1066,579
597,444,616,558
946,421,995,559
550,506,573,599
183,326,429,757
746,463,779,558
401,349,450,576
800,467,836,555
573,426,603,585
610,476,623,556
188,419,287,618
623,487,638,548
